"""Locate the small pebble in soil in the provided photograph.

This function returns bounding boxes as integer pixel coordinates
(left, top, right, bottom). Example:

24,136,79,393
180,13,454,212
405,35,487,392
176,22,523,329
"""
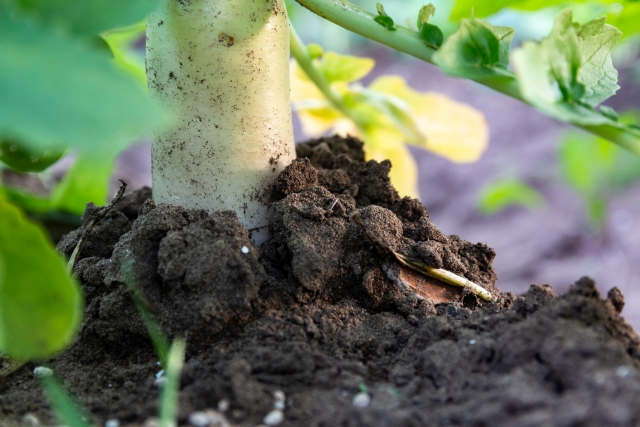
104,419,120,427
32,367,52,378
142,417,159,427
241,246,249,254
263,410,284,426
189,412,210,427
217,399,230,412
469,339,477,345
21,413,39,427
617,366,631,378
273,390,286,410
155,369,164,379
153,377,167,387
352,392,371,408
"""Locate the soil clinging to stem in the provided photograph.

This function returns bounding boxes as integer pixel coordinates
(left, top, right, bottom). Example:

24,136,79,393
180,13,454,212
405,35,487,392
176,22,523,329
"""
1,136,640,427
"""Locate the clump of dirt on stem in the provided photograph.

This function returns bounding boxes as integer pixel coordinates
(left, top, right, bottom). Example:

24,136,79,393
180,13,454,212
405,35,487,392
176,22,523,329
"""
2,136,640,427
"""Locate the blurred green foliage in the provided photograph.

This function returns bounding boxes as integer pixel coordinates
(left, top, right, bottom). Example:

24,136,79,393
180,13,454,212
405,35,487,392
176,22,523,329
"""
0,0,165,362
0,191,82,360
559,112,640,228
477,179,545,214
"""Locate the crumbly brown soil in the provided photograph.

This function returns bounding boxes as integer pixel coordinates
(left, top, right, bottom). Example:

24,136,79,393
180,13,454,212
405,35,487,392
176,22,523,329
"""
2,136,640,427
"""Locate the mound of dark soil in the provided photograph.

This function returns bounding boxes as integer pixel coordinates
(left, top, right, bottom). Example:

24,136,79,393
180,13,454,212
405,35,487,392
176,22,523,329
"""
2,136,640,427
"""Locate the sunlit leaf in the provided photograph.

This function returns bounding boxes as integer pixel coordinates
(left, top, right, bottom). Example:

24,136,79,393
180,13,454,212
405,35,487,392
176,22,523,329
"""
512,9,621,126
296,104,345,137
50,151,119,215
370,76,489,162
317,52,375,84
0,192,82,360
103,21,147,87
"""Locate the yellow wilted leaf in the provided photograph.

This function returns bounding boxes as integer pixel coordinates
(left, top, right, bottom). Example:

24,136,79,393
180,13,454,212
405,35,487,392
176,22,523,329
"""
369,75,424,109
415,93,488,163
370,76,489,163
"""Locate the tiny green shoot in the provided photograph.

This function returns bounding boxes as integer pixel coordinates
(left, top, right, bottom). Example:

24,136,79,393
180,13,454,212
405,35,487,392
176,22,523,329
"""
159,339,186,427
41,374,91,427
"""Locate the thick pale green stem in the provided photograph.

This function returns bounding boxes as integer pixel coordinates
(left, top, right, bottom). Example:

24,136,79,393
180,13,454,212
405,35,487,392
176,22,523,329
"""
294,0,640,155
147,0,296,244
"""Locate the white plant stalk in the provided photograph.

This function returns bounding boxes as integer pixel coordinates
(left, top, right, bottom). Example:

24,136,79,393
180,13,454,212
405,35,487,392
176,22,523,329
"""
146,0,295,244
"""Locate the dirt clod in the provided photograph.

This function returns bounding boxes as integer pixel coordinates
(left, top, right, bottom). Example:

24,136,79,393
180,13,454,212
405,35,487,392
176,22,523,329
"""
2,136,640,427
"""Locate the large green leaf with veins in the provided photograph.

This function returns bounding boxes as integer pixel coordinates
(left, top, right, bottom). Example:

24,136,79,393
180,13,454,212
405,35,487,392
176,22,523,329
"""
512,9,621,126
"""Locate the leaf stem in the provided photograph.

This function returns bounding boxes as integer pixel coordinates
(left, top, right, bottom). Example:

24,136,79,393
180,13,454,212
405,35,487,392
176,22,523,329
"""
289,23,363,128
293,0,640,154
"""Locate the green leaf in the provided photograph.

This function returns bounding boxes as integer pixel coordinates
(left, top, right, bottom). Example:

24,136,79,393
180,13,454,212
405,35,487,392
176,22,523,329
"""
5,0,160,36
559,126,640,227
599,105,619,121
477,179,545,214
0,13,168,156
374,3,396,31
2,186,52,214
558,132,616,195
41,375,91,427
432,18,514,79
512,9,621,126
0,139,65,173
306,43,324,60
317,52,375,83
416,4,443,47
0,192,82,360
50,152,119,215
103,22,147,87
419,23,444,48
575,16,621,107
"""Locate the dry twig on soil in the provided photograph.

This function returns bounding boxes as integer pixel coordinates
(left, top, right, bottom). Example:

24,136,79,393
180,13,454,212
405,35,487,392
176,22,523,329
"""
66,180,127,275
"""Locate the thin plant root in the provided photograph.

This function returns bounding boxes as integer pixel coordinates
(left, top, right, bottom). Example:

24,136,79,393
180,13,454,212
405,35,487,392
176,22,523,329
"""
67,180,127,275
350,210,495,302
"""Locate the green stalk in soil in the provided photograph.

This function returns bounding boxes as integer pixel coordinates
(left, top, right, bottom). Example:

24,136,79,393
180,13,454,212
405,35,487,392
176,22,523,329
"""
293,0,640,155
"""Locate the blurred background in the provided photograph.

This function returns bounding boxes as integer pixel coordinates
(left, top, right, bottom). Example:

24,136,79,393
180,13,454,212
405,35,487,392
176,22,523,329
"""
4,0,640,326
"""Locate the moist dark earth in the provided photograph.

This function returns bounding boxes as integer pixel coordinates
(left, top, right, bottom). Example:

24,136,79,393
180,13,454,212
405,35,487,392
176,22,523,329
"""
2,136,640,427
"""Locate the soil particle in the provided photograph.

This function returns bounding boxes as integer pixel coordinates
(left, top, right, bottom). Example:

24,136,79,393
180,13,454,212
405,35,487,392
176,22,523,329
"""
272,158,318,200
2,136,640,427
